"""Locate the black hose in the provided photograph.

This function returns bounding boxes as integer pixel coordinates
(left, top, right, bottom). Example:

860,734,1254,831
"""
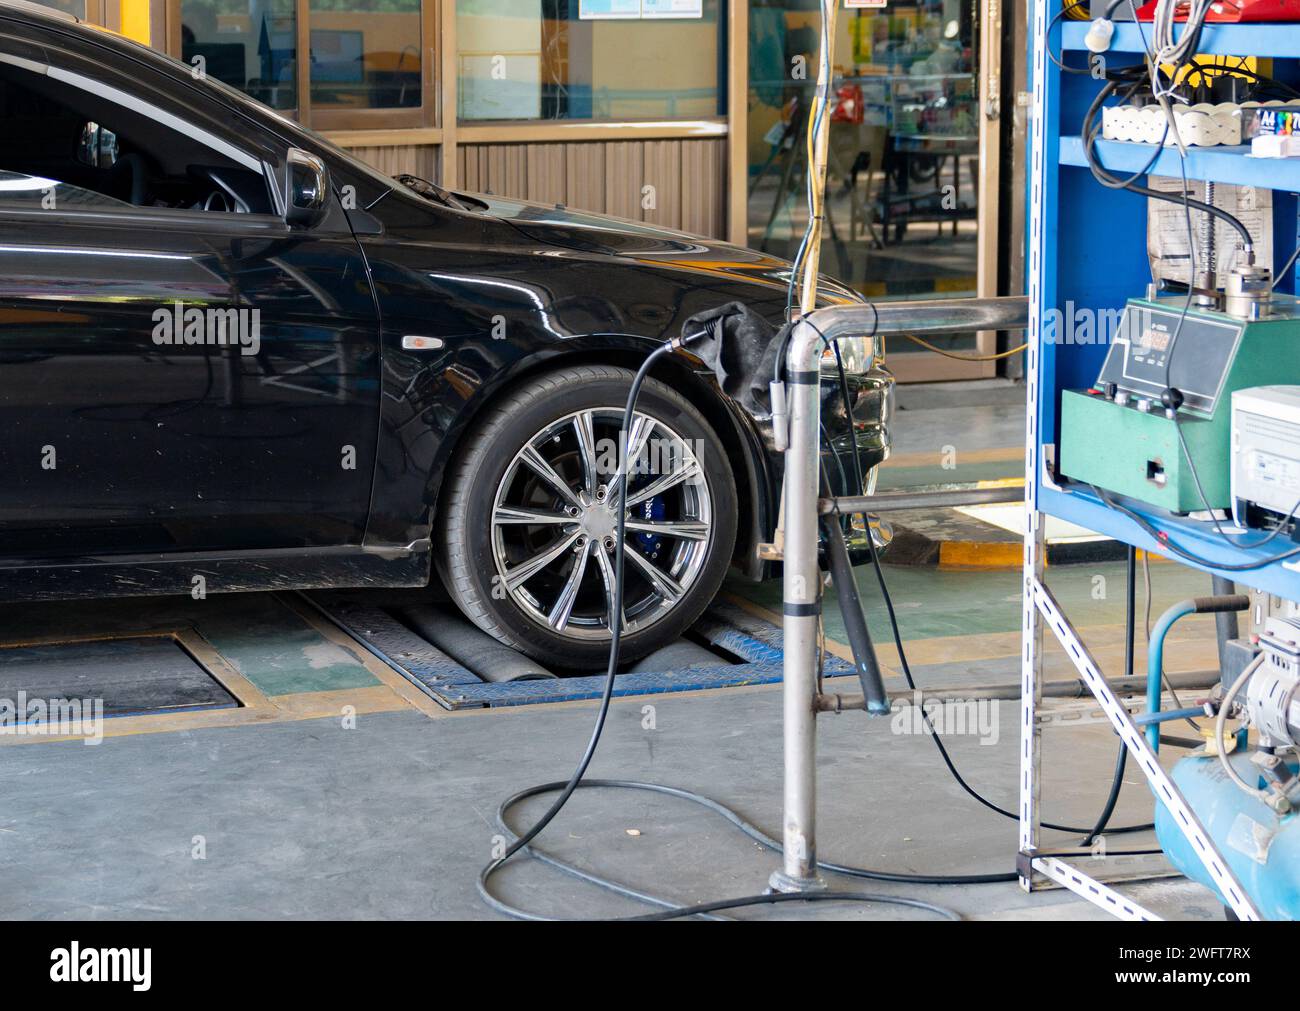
1082,76,1255,251
1211,574,1240,673
860,524,1153,836
1082,547,1141,847
478,345,674,878
827,354,1155,838
487,779,992,921
477,340,970,920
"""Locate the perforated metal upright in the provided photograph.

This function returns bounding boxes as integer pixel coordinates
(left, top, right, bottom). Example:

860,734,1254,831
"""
1019,6,1300,922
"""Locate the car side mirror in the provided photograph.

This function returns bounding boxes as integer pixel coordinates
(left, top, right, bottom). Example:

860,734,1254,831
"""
285,148,328,228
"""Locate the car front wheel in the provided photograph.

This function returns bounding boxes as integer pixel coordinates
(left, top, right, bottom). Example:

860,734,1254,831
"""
436,365,737,670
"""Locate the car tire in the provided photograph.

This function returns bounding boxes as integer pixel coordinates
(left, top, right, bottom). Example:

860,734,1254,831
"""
436,365,737,670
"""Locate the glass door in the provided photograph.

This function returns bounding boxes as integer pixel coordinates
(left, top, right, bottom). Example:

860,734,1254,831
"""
747,0,1001,380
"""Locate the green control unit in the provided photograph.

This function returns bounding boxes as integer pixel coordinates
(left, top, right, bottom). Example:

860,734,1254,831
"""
1059,294,1300,513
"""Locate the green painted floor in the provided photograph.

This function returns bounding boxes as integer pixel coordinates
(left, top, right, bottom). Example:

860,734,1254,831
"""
731,557,1216,646
1,594,379,697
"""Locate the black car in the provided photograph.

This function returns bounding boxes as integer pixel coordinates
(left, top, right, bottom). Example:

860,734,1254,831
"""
0,2,892,668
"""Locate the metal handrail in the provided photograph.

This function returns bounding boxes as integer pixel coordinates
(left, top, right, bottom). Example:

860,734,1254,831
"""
772,294,1030,891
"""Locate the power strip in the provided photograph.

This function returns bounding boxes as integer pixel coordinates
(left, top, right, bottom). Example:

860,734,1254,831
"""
1102,99,1300,147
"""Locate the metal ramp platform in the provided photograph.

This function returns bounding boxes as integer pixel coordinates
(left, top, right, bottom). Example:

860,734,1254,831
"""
303,596,853,710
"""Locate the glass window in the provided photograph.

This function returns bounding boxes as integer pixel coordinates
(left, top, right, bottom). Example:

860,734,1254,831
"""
308,0,422,110
0,170,132,210
181,0,298,111
457,0,723,123
747,1,981,308
0,56,274,214
34,0,85,16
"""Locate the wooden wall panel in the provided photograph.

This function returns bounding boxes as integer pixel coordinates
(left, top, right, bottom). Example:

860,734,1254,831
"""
680,138,725,238
565,143,606,213
347,139,727,239
642,140,682,231
603,141,641,222
458,145,487,191
341,144,439,180
524,144,566,206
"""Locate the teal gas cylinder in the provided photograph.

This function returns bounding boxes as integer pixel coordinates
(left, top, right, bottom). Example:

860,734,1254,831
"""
1154,753,1300,920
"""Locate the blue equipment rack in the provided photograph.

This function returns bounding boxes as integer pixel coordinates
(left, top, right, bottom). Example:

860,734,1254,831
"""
1020,9,1300,920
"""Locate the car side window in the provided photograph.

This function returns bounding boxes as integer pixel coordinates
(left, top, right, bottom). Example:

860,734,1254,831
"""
0,168,134,210
0,52,274,216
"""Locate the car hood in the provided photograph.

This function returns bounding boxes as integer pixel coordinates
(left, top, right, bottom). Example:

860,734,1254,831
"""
463,192,864,308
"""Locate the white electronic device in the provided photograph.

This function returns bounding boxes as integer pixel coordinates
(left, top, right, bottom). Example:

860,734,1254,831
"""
1232,386,1300,524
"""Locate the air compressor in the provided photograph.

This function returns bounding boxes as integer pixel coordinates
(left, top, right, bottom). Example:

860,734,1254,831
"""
1155,614,1300,920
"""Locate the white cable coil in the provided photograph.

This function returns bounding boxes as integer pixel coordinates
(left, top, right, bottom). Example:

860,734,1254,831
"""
1150,0,1216,99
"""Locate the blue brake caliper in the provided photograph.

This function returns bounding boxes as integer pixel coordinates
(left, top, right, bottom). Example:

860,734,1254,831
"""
634,494,666,559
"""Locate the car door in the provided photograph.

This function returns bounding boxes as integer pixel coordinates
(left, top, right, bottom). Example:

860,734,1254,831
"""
0,29,380,560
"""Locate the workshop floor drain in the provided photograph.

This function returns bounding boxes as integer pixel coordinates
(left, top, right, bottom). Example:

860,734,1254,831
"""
0,635,239,719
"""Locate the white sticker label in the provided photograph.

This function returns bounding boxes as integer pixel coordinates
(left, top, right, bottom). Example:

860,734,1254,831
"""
1249,450,1300,492
1227,811,1276,866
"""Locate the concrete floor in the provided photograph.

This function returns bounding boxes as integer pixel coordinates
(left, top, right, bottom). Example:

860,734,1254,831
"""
0,380,1234,921
0,558,1227,921
0,684,1222,920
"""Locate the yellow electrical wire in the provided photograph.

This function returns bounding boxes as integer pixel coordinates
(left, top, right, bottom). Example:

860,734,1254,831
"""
1062,0,1091,21
794,0,834,317
807,0,1027,369
892,332,1029,361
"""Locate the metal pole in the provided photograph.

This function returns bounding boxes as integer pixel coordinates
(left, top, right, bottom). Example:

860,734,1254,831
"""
772,295,1027,894
768,0,837,896
817,667,1221,712
770,320,829,893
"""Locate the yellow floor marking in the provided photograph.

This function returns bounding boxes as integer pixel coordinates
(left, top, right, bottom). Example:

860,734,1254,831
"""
933,275,979,292
0,685,413,745
2,626,187,650
938,541,1023,569
263,685,415,719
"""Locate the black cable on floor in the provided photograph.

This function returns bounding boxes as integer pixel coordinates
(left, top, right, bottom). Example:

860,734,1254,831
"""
479,339,1166,921
860,519,1155,838
1082,547,1140,847
485,779,969,921
476,339,969,921
824,352,1155,841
